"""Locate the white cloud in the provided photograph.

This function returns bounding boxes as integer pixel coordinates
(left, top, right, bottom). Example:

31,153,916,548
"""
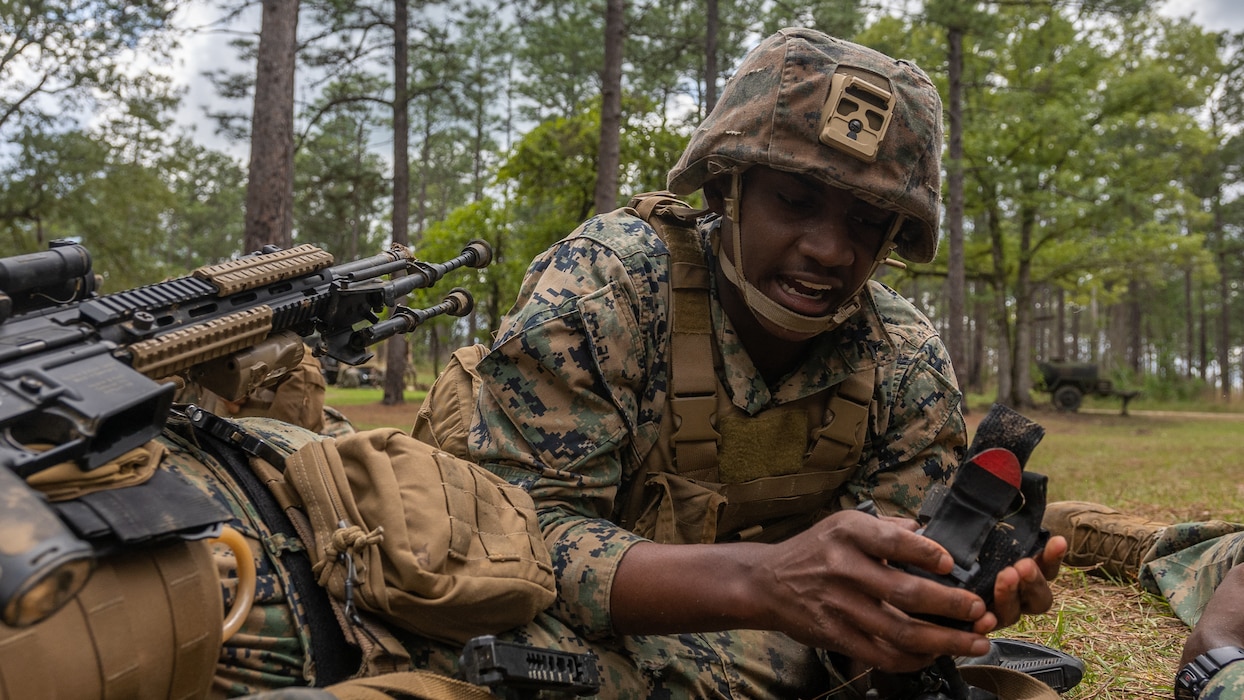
168,2,259,160
1159,0,1244,32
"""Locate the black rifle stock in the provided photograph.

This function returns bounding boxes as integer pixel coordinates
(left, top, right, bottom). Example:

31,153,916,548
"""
0,238,491,479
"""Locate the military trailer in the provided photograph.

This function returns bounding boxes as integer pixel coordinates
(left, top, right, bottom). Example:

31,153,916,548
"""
1036,360,1140,414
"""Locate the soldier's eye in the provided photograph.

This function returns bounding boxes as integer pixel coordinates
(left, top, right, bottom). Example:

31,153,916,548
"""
850,214,889,230
779,194,813,210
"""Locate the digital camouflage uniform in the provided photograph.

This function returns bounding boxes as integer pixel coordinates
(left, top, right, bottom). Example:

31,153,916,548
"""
1138,522,1244,697
398,204,965,698
170,351,357,693
1202,660,1244,699
396,26,962,700
185,350,356,692
157,416,329,697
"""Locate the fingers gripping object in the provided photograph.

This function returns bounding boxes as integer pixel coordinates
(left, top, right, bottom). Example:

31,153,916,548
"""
917,449,1024,594
914,455,1048,630
861,405,1055,700
861,405,1049,620
906,404,1050,624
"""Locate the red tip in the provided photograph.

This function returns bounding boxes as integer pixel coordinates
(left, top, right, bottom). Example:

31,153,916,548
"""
971,447,1022,489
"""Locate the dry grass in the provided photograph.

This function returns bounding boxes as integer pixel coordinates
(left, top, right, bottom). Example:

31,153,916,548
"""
1006,571,1185,698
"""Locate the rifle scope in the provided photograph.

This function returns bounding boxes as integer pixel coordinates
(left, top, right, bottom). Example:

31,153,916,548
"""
0,241,97,323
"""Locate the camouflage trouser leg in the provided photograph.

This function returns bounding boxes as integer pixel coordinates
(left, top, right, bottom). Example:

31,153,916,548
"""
1202,662,1244,698
400,611,854,700
1138,521,1244,628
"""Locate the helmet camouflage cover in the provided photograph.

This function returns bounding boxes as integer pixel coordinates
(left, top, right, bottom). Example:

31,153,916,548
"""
667,27,944,263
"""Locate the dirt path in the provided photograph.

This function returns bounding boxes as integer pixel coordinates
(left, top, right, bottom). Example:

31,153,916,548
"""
1078,407,1244,420
332,400,423,431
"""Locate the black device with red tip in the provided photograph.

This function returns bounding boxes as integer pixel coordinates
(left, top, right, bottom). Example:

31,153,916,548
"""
868,404,1067,700
919,447,1023,589
902,405,1050,627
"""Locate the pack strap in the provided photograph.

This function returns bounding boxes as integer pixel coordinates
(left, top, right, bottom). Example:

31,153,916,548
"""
248,454,415,678
322,671,495,700
179,409,363,685
53,467,229,545
629,191,721,483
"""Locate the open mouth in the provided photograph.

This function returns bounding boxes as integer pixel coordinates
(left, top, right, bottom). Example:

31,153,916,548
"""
775,277,839,314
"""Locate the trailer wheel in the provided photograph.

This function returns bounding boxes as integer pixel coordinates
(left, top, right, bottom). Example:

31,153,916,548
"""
1053,385,1083,412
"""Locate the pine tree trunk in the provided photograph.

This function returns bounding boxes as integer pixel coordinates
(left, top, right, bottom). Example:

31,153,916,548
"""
243,0,299,252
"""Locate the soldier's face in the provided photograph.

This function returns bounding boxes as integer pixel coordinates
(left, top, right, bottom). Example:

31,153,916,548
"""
710,167,892,342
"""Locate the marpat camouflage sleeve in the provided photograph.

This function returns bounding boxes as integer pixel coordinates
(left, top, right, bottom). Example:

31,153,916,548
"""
470,210,672,639
467,215,966,640
837,282,966,519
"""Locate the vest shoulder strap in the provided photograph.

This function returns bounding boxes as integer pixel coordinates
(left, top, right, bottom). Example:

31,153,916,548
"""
806,368,874,470
628,191,720,481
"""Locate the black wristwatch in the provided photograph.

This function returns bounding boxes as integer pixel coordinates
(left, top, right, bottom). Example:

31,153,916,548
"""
1175,646,1244,700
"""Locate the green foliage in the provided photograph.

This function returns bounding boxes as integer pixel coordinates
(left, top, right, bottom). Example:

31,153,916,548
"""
162,141,247,268
759,0,864,38
1132,370,1212,403
9,0,1244,401
0,0,178,135
0,127,177,288
294,98,390,260
419,198,510,339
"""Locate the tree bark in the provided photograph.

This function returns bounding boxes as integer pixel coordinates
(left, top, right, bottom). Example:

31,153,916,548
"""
988,200,1013,405
705,0,718,115
945,24,969,399
243,0,299,253
1009,204,1035,407
1218,245,1231,400
1127,278,1142,375
383,0,410,406
1184,267,1194,380
593,0,623,215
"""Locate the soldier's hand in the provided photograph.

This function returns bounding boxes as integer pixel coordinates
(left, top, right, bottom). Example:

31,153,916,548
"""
761,509,993,672
988,535,1067,629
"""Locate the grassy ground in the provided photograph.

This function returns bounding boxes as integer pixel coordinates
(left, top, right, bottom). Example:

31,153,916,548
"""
329,386,1244,697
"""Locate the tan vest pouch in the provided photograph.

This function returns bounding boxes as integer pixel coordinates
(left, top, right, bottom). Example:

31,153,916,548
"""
282,428,555,645
0,539,221,700
412,343,490,458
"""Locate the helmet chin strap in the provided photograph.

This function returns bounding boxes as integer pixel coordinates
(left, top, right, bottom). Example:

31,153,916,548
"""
716,172,904,336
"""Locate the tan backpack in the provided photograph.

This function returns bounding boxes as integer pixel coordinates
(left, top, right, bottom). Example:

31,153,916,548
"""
257,425,555,645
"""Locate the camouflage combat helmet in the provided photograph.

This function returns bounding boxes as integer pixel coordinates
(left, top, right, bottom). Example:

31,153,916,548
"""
667,27,944,265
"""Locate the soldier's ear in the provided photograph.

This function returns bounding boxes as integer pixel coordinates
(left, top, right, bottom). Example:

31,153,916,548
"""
702,178,726,216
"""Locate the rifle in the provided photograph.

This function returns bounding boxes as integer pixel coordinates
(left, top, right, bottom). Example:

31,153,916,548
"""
0,238,492,625
458,635,601,698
